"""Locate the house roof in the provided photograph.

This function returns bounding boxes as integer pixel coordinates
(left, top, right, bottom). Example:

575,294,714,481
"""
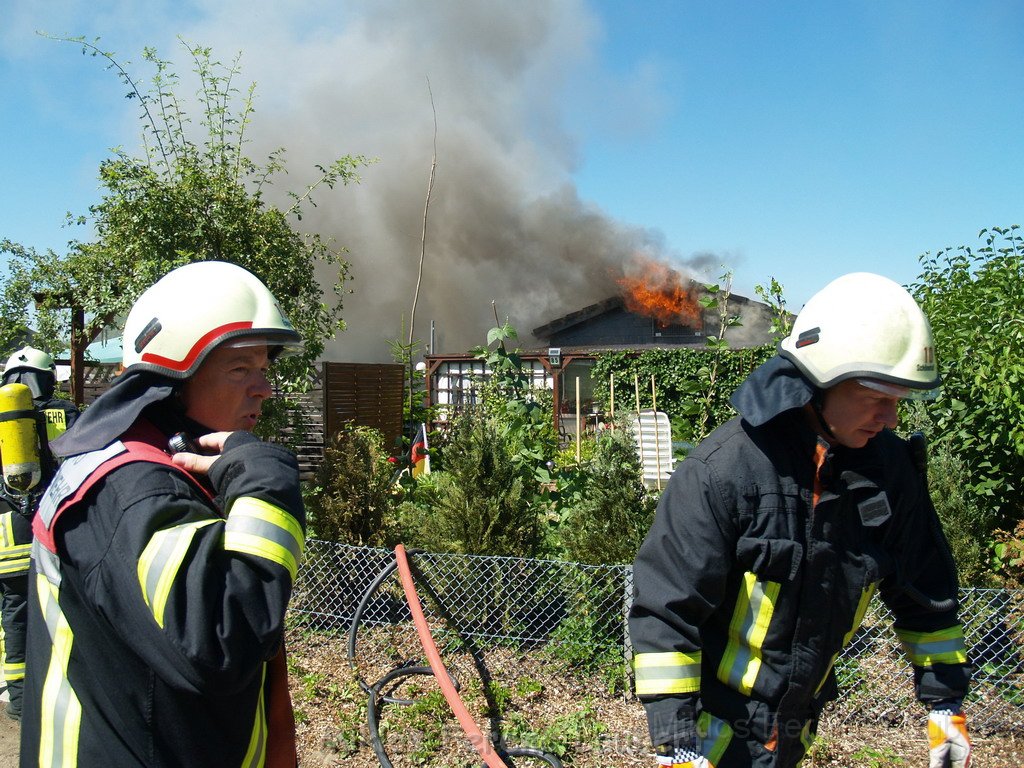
531,296,626,339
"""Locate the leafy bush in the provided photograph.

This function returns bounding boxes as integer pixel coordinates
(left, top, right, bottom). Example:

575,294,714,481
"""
402,408,541,556
911,225,1024,531
305,425,399,545
992,520,1024,589
556,426,657,565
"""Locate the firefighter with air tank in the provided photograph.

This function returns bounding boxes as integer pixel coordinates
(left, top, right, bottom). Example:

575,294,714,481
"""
0,347,79,720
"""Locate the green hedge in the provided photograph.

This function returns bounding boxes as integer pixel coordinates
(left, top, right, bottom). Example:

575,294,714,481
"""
591,346,776,445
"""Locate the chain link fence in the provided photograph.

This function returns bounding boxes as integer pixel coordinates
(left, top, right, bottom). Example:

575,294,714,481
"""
291,539,1024,743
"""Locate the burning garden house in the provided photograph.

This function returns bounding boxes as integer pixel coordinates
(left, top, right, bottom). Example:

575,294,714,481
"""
423,257,779,438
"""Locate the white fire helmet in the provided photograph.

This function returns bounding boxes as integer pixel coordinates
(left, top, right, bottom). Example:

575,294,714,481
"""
778,272,940,399
121,261,302,379
3,347,55,376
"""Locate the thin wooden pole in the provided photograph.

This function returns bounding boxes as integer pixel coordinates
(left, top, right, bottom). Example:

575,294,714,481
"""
634,375,645,484
609,372,615,431
575,376,582,463
651,374,662,491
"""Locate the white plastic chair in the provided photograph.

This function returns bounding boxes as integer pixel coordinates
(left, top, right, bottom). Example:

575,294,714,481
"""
629,409,674,490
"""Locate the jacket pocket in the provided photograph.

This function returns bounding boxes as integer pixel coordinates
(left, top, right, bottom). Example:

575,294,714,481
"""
735,537,803,583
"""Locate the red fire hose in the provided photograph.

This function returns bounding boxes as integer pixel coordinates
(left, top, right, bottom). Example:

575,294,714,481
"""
393,544,509,768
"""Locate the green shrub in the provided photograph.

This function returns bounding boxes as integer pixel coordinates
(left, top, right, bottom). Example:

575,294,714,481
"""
403,408,541,556
557,427,657,565
305,425,399,545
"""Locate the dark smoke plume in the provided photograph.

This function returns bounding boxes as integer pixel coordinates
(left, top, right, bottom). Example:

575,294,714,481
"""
176,0,709,361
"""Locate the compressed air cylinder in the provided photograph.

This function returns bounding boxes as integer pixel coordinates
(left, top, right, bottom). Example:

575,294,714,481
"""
0,383,41,493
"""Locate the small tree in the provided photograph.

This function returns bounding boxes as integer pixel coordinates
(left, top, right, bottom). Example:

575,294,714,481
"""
557,426,657,565
1,38,369,430
405,408,539,556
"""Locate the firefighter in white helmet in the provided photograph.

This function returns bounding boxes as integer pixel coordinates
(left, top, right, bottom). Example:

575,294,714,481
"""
22,261,306,767
630,273,970,768
0,347,79,720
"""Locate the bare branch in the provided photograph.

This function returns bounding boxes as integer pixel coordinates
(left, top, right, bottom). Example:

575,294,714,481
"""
409,77,438,348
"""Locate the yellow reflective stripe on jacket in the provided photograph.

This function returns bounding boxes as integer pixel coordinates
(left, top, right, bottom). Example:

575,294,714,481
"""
3,659,25,682
241,662,268,768
717,571,780,695
697,711,734,767
0,515,31,574
137,519,220,628
35,571,83,768
633,650,702,695
0,513,15,548
896,625,968,666
0,546,31,576
224,497,304,581
43,408,69,443
815,583,877,694
0,512,29,576
800,718,817,755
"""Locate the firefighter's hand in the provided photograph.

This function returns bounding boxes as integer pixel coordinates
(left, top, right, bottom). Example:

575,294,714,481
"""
170,432,231,475
655,745,714,767
928,709,971,768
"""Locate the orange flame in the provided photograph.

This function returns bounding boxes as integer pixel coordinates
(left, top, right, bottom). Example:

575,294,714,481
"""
616,256,701,327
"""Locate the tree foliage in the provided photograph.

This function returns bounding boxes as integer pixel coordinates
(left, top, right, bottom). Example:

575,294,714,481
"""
910,225,1024,530
1,37,369,409
591,345,774,448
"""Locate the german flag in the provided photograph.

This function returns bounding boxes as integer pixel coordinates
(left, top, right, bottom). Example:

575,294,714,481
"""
411,424,430,478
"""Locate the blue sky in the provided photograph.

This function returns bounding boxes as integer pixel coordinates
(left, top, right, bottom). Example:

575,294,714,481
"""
2,1,1022,359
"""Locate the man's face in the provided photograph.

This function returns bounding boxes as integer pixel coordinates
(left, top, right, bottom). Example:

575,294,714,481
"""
179,343,273,432
820,379,900,449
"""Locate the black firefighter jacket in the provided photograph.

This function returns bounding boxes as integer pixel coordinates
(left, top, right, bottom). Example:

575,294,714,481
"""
20,418,305,768
628,357,969,767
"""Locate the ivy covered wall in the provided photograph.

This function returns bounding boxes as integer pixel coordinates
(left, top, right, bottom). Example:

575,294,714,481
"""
591,345,776,445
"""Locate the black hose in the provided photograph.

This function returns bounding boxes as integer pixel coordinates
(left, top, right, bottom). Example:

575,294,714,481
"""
504,746,565,767
366,665,436,767
352,549,565,768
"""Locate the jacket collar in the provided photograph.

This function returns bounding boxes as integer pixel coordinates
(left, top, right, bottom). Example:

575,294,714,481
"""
730,356,816,427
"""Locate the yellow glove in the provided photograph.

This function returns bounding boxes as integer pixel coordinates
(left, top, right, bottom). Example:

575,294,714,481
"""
928,709,971,768
655,745,714,767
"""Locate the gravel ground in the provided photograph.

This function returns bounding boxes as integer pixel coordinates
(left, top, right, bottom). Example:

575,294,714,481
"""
0,716,16,768
1,631,1018,766
289,625,1024,767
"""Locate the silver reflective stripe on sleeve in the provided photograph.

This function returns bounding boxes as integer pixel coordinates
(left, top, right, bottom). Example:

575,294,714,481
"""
224,497,304,581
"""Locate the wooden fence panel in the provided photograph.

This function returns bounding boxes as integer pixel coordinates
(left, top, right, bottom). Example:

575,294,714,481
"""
322,362,405,454
53,361,407,481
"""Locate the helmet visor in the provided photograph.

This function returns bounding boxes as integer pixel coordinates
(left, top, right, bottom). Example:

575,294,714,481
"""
856,378,940,401
218,332,303,360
